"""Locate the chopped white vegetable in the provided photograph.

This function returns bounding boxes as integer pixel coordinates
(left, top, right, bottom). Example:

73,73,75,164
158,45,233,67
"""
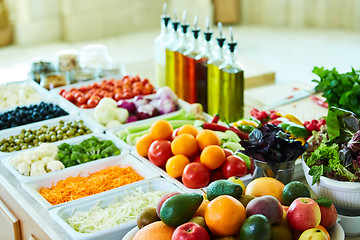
97,97,118,108
37,143,58,159
66,189,165,233
115,108,129,123
94,103,116,125
105,119,122,128
45,160,65,172
30,161,47,176
0,83,42,109
15,162,31,176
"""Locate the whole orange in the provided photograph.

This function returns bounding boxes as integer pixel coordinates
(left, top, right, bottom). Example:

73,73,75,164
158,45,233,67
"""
150,120,173,140
165,154,190,178
196,130,220,150
177,124,199,137
132,221,175,240
205,195,246,237
135,133,154,157
200,145,225,170
171,133,198,157
245,177,285,203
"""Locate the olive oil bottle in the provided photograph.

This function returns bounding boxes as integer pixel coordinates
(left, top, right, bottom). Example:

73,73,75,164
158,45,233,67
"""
173,10,190,99
183,15,201,103
194,17,213,112
154,3,171,88
218,27,245,122
165,10,180,92
207,22,226,116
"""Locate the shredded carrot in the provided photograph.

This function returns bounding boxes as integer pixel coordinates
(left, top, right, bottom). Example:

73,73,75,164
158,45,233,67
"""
39,165,144,205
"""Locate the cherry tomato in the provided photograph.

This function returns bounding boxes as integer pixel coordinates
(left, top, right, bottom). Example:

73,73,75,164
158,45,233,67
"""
132,88,142,96
148,140,173,168
73,91,84,99
87,97,99,108
77,96,87,105
122,91,133,99
221,155,248,179
114,92,123,101
182,162,211,189
141,78,150,85
59,89,66,96
64,92,76,103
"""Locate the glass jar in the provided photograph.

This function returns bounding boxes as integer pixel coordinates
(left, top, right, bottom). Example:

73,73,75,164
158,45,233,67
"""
55,49,79,72
97,62,126,78
40,72,68,90
68,68,97,84
79,44,111,70
30,60,55,83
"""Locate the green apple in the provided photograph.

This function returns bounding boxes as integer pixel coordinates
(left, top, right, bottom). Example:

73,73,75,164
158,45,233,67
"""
299,228,328,240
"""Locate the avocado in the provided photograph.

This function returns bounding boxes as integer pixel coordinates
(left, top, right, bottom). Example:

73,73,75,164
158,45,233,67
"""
136,207,160,229
159,193,203,227
206,179,243,201
239,214,271,240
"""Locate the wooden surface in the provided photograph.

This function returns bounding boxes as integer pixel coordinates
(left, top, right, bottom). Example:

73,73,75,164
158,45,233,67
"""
0,199,20,240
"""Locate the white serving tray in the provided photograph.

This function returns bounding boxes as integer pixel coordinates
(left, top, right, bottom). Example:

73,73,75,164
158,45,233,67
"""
130,151,253,194
50,177,186,240
0,115,104,156
2,133,129,183
22,152,161,209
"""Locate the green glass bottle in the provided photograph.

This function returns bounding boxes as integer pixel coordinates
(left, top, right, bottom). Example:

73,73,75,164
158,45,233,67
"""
218,27,245,122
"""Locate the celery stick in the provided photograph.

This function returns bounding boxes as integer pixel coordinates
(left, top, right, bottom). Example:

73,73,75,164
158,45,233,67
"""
116,130,128,140
126,129,150,145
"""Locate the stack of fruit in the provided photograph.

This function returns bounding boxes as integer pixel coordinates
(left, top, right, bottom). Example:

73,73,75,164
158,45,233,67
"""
135,120,251,189
132,177,337,240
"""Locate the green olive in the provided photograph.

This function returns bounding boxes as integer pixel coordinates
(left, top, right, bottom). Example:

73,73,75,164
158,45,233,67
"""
51,135,57,142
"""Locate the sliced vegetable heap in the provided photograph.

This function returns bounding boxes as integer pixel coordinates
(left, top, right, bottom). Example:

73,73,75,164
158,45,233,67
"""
57,136,121,167
0,83,43,110
39,165,144,205
303,107,360,183
59,76,156,109
0,102,68,130
0,120,92,153
66,189,165,233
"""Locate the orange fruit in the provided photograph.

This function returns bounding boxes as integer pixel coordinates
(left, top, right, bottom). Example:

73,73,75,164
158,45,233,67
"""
135,133,154,157
200,145,225,170
245,177,285,203
196,130,220,150
165,155,190,178
205,195,246,237
316,225,331,240
194,199,210,218
132,221,175,240
149,120,173,140
177,124,199,137
171,133,198,157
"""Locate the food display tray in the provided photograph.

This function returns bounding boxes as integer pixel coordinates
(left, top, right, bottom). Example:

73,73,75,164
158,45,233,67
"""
0,115,104,157
130,151,253,194
50,177,186,240
22,152,161,209
2,133,130,183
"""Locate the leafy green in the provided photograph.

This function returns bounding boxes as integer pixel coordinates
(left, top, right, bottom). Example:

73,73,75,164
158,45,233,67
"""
312,67,360,117
58,137,121,167
309,165,324,185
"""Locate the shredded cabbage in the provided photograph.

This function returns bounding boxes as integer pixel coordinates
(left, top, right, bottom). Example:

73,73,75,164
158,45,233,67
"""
0,83,42,109
66,188,165,233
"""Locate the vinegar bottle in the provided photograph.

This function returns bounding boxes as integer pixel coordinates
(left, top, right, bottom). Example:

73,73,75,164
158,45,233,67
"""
165,10,180,92
154,3,171,88
173,10,190,99
219,27,245,122
207,22,226,116
183,15,201,103
194,17,213,112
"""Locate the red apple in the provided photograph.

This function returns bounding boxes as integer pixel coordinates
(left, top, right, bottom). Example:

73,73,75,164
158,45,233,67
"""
156,192,181,218
221,155,248,179
172,222,210,240
223,149,233,157
319,203,337,230
148,140,173,168
287,197,321,232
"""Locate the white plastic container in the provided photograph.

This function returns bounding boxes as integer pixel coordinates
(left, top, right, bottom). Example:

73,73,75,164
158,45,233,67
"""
2,133,129,183
22,152,161,209
0,115,103,156
50,177,185,240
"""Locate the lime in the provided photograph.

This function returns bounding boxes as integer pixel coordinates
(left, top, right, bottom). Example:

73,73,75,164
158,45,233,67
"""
239,214,271,240
282,181,311,206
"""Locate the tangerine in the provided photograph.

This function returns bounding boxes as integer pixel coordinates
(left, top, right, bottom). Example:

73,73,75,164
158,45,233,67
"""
165,155,190,178
171,133,198,157
196,130,220,150
205,195,246,237
200,145,225,170
245,177,285,203
132,221,175,240
135,133,154,157
149,120,173,140
177,124,199,137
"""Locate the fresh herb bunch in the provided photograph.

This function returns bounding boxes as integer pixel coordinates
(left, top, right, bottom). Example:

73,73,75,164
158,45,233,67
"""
58,136,121,167
312,66,360,117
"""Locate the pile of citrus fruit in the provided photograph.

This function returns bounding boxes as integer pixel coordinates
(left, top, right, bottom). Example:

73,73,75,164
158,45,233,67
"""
135,120,250,189
132,177,337,240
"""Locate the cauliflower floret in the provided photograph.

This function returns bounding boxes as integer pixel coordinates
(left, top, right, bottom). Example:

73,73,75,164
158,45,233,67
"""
23,151,40,164
106,119,122,128
30,161,47,176
15,162,31,176
45,160,65,173
9,154,25,167
37,143,58,159
41,156,55,165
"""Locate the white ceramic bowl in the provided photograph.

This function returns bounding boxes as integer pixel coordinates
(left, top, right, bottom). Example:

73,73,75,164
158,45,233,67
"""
302,157,360,209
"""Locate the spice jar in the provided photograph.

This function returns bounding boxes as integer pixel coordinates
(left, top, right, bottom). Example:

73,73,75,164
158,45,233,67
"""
55,49,79,72
30,60,55,83
40,72,68,90
79,44,111,70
